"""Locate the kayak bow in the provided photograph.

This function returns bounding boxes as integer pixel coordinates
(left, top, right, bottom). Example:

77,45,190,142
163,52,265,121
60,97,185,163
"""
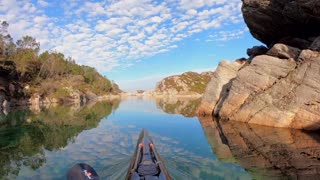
126,129,171,180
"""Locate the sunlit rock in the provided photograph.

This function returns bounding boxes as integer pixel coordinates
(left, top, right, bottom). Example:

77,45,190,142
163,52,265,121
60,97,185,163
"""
197,60,245,116
201,37,320,130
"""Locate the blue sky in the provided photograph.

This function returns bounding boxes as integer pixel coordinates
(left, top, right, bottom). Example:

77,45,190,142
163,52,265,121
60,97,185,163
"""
0,0,262,91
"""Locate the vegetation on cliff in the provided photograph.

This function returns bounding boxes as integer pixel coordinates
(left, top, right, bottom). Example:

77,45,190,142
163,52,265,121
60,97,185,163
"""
0,21,121,103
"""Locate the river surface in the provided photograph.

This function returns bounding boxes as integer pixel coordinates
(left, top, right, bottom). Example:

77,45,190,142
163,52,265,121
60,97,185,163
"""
1,97,320,179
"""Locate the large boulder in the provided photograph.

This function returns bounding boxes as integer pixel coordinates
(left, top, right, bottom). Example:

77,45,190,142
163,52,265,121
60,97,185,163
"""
242,0,320,47
247,45,268,59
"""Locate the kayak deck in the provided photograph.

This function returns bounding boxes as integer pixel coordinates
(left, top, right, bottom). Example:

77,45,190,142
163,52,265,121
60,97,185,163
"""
126,129,171,180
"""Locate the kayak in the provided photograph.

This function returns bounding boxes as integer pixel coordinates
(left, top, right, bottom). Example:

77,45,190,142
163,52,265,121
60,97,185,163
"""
126,129,171,180
66,129,170,179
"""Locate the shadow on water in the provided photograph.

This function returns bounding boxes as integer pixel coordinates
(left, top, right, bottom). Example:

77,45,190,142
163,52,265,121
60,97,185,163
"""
198,115,320,179
0,99,120,179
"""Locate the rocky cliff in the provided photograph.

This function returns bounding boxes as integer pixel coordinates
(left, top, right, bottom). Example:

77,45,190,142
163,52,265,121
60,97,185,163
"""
154,71,212,96
198,0,320,130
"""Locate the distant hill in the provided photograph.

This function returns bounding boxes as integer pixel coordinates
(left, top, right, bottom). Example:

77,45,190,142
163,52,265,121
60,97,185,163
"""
154,71,213,95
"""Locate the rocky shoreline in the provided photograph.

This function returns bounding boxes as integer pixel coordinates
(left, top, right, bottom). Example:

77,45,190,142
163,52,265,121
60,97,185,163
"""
198,0,320,130
0,87,121,113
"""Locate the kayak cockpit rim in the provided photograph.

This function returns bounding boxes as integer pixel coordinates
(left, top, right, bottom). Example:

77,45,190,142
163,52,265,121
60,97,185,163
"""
125,129,171,180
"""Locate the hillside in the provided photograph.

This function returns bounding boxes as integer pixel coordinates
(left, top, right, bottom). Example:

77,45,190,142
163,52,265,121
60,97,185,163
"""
0,21,121,108
154,71,212,96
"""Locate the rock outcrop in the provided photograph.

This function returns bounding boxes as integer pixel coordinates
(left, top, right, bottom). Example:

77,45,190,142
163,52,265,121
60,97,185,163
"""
198,60,245,115
242,0,320,47
199,41,320,130
154,71,212,96
199,0,320,130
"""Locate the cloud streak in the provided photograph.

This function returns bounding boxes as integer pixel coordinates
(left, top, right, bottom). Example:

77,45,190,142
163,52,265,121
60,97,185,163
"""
0,0,242,73
207,28,248,42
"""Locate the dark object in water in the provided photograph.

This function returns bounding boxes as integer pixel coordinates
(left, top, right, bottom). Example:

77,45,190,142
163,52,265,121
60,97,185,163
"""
67,163,100,180
126,129,171,180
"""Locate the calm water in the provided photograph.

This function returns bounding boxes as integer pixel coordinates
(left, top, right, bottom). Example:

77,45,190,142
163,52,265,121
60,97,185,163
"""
0,97,250,179
2,97,320,179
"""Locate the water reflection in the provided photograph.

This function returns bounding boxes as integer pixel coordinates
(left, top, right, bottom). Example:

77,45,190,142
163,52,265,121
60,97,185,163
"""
198,116,320,179
0,100,120,179
155,97,201,117
0,98,252,179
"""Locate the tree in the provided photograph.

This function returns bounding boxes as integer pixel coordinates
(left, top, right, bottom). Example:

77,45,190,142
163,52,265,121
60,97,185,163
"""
12,36,40,79
0,21,14,59
16,36,40,55
38,51,69,78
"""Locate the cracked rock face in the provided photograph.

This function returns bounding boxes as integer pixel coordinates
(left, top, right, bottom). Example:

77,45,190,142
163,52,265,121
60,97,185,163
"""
199,39,320,130
218,43,320,130
197,60,245,115
242,0,320,47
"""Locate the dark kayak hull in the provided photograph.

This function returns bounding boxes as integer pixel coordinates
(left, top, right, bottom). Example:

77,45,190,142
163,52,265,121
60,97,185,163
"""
126,129,171,180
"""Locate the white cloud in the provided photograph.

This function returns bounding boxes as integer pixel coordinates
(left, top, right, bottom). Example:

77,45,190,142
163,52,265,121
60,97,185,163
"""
37,0,49,7
178,0,228,10
0,0,243,74
207,28,248,42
